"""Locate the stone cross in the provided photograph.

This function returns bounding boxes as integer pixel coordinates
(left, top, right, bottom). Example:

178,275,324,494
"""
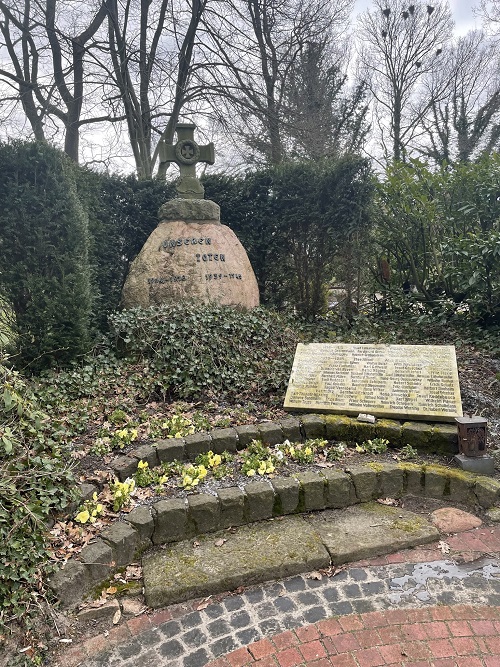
159,123,215,199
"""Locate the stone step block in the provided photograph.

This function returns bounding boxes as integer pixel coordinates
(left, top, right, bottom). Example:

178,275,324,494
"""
152,498,190,545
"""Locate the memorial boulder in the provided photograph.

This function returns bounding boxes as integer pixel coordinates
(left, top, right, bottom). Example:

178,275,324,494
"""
121,124,259,310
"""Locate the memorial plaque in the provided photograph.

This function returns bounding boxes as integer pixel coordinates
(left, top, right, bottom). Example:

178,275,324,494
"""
284,343,463,422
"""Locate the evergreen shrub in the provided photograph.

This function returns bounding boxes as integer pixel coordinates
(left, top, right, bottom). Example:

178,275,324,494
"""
81,173,174,327
204,156,373,319
0,141,92,370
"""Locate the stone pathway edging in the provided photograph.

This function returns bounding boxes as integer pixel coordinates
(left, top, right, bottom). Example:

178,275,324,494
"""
109,414,460,483
50,458,500,608
54,524,500,667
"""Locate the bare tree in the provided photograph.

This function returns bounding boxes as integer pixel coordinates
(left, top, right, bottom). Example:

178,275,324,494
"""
201,0,353,165
283,39,369,159
0,0,207,175
357,0,453,162
0,0,109,161
417,30,500,164
103,0,208,179
478,0,500,34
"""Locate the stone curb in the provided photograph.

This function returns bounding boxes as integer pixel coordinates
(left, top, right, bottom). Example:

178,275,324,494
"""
109,414,459,481
50,461,500,610
50,415,496,608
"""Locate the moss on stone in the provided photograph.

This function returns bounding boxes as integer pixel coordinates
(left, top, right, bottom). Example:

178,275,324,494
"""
391,517,424,533
116,581,143,596
362,501,399,516
401,422,457,454
397,462,424,472
273,494,284,516
324,415,356,440
374,419,402,445
422,463,451,475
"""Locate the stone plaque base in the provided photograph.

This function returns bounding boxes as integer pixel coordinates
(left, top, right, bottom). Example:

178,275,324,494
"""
284,343,463,423
454,454,495,476
121,216,259,310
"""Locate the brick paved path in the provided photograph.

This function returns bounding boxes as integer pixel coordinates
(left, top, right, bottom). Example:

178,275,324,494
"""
57,526,500,667
207,605,500,667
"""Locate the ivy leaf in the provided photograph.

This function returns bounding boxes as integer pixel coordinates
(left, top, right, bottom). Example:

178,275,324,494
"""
1,435,13,454
3,389,13,411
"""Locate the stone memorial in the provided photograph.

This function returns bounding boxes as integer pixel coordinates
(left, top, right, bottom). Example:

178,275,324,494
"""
121,123,259,309
284,343,463,422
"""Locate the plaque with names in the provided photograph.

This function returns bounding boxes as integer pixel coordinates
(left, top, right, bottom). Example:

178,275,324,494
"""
284,343,463,422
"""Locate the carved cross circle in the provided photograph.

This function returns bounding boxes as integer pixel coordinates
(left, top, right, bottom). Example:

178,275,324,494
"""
175,139,201,165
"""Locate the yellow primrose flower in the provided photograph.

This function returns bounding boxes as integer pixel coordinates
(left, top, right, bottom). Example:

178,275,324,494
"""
192,478,200,486
246,469,256,476
92,492,98,502
212,454,222,467
130,428,138,441
138,460,149,469
183,475,193,487
289,446,295,457
304,447,312,456
96,504,103,513
258,464,267,475
116,429,128,439
75,509,90,524
198,465,208,479
266,462,275,473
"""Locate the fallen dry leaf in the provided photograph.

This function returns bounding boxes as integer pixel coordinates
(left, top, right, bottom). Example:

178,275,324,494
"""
318,566,340,577
125,564,142,579
377,498,398,506
438,540,450,554
196,596,212,610
106,586,118,595
112,609,122,625
306,571,322,580
214,538,227,547
121,599,146,616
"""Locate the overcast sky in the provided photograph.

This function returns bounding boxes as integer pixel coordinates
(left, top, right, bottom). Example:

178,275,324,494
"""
353,0,482,36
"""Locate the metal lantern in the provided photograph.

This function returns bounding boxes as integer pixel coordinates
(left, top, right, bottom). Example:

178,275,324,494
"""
455,416,488,458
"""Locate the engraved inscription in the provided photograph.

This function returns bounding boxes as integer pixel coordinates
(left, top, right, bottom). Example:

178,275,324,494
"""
196,253,225,262
148,276,187,284
159,237,211,250
284,343,463,422
205,273,242,281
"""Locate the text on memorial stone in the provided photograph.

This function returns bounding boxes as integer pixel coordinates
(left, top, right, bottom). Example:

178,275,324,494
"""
159,237,212,250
